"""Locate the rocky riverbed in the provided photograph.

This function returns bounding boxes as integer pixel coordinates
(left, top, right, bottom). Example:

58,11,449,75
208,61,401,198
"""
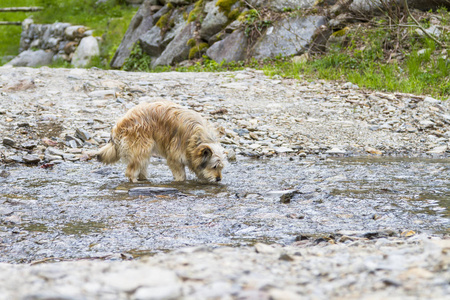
0,66,449,299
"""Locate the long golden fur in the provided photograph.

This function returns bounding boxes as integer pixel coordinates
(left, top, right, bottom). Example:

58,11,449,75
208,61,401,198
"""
97,101,225,183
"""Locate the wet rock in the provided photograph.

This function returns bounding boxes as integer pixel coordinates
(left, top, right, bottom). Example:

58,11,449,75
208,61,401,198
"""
265,190,298,203
337,229,397,239
21,141,38,150
129,187,179,196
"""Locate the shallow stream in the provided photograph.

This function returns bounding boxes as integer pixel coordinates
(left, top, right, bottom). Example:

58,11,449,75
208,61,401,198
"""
0,156,448,263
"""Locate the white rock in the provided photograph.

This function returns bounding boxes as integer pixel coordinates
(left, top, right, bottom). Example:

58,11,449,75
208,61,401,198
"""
101,267,180,292
424,96,440,104
132,285,182,300
427,145,448,154
88,90,116,98
72,36,100,68
326,147,346,154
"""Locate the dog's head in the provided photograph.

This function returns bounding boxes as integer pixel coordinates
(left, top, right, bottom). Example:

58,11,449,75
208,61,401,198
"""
192,143,225,182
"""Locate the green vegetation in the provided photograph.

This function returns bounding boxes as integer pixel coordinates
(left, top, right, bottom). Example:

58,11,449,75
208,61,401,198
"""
188,42,209,59
0,0,40,63
216,0,238,14
1,0,448,98
149,9,450,99
187,0,204,23
122,41,152,72
289,10,450,98
0,0,138,67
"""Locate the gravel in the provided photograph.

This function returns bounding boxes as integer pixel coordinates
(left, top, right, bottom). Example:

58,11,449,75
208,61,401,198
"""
0,66,449,299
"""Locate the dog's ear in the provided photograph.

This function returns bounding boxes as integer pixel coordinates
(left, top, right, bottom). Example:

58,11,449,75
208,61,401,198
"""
198,144,212,159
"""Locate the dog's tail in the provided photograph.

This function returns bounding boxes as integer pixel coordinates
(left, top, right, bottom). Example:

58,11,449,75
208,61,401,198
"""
97,139,120,164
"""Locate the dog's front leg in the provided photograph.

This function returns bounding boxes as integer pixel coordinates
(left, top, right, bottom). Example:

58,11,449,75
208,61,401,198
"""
167,159,186,181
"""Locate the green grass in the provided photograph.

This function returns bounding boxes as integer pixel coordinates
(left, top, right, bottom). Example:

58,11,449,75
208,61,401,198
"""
0,0,40,63
0,0,137,67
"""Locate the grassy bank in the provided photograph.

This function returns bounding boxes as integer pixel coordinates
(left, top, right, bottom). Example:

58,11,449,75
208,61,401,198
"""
0,0,137,67
0,0,40,64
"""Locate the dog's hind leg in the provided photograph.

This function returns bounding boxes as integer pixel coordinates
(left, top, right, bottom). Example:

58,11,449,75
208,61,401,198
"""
125,143,153,183
167,159,186,181
138,161,149,181
125,160,141,183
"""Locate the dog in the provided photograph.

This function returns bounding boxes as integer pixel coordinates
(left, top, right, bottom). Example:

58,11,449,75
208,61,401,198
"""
97,101,225,183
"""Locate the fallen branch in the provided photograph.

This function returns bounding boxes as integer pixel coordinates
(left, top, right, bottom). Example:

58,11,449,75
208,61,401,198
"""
0,7,43,12
0,21,21,25
403,0,446,47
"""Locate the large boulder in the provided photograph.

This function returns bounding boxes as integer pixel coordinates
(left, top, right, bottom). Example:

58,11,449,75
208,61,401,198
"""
199,1,229,40
151,22,196,67
72,36,100,67
110,0,157,69
252,15,327,59
139,26,165,57
139,7,188,57
206,29,248,63
6,50,54,67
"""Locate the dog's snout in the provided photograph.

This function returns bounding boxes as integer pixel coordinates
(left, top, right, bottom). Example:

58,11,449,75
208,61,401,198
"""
216,176,222,182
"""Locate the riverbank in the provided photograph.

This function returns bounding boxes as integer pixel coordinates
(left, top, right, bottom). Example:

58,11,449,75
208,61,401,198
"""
0,66,449,299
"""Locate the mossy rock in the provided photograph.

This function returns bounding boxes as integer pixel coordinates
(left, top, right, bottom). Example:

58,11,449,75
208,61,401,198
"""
332,27,350,37
186,38,197,47
188,0,204,23
237,9,254,22
188,42,209,59
156,9,173,29
216,0,238,14
228,7,241,20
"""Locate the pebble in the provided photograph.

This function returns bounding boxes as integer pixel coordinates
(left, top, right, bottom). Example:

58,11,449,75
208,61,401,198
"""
75,128,91,142
2,137,15,147
0,170,11,178
325,147,346,154
427,145,448,154
128,187,179,196
4,65,448,165
88,89,116,98
22,154,40,164
4,238,444,299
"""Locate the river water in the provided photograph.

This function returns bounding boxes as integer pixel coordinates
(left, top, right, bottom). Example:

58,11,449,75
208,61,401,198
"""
0,156,448,263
